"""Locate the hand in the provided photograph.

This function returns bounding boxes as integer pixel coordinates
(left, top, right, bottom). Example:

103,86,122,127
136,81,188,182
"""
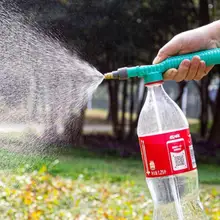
153,26,218,82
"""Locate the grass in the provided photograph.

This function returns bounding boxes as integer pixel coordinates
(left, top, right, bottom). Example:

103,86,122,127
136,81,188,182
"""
50,150,145,185
0,147,219,219
85,109,138,125
0,111,218,218
85,108,108,124
85,109,212,134
1,170,219,219
189,120,213,134
49,148,220,187
1,146,219,187
198,163,220,185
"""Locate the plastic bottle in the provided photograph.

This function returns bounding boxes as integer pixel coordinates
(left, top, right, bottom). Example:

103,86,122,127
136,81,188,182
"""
137,81,208,220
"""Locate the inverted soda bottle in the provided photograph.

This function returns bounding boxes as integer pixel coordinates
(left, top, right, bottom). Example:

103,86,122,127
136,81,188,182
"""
137,81,208,220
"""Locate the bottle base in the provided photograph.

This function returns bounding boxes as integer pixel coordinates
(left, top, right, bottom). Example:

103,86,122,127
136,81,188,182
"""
146,170,208,220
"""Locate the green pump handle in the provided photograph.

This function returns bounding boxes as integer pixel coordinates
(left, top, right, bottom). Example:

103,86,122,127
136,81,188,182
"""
107,48,220,84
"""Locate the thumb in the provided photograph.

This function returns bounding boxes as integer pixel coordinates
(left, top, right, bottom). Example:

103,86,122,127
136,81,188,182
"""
153,37,182,64
152,52,165,64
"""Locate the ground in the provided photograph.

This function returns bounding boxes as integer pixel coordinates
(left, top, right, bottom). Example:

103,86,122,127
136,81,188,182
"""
84,109,210,135
0,147,219,219
0,109,218,219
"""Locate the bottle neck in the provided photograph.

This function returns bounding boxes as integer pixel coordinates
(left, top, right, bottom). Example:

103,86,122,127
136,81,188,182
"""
144,81,164,91
143,81,167,113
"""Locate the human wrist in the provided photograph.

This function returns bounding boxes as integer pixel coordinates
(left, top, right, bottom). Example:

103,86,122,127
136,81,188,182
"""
206,20,220,47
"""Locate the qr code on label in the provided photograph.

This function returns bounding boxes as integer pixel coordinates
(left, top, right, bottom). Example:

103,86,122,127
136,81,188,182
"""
171,150,187,171
174,155,185,167
189,145,197,168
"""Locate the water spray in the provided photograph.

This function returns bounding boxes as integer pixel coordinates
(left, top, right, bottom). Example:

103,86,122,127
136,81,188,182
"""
104,48,220,83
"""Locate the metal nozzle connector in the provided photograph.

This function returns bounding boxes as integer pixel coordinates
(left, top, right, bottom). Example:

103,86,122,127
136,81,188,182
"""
104,68,128,80
104,72,114,80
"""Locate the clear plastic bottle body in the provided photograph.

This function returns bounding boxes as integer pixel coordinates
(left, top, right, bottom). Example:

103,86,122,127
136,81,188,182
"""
137,82,208,220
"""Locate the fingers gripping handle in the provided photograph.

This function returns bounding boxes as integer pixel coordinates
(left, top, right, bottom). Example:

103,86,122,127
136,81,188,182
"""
106,48,220,84
138,48,220,84
162,48,220,71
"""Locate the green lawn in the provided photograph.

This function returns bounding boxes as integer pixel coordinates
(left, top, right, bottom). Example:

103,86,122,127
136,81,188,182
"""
85,109,212,135
1,147,219,187
0,147,219,219
0,110,217,219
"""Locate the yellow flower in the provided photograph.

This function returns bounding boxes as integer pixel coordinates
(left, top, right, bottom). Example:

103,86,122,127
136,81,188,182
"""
29,210,43,220
39,165,47,174
24,192,32,205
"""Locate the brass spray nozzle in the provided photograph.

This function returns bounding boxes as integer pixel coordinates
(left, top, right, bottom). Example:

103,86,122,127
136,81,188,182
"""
104,68,128,80
104,73,113,80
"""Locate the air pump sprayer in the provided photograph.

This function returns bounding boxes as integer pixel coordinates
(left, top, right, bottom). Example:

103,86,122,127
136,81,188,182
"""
104,48,220,220
104,48,220,83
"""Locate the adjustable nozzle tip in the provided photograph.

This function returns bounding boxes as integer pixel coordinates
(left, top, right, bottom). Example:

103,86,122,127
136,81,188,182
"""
104,72,113,80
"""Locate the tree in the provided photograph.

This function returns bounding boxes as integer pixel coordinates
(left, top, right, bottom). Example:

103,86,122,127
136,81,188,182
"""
95,0,197,140
14,0,199,143
208,0,220,145
199,0,210,138
209,83,220,144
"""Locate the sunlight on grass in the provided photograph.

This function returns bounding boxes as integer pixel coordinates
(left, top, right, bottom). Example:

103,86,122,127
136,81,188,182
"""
0,167,219,219
85,109,212,134
0,126,219,219
85,108,137,125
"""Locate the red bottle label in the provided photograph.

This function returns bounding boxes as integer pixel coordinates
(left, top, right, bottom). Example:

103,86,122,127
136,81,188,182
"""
139,128,197,178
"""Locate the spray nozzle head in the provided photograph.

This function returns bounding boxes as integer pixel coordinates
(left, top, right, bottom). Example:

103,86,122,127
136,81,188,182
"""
104,67,128,80
104,65,163,84
104,72,114,80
